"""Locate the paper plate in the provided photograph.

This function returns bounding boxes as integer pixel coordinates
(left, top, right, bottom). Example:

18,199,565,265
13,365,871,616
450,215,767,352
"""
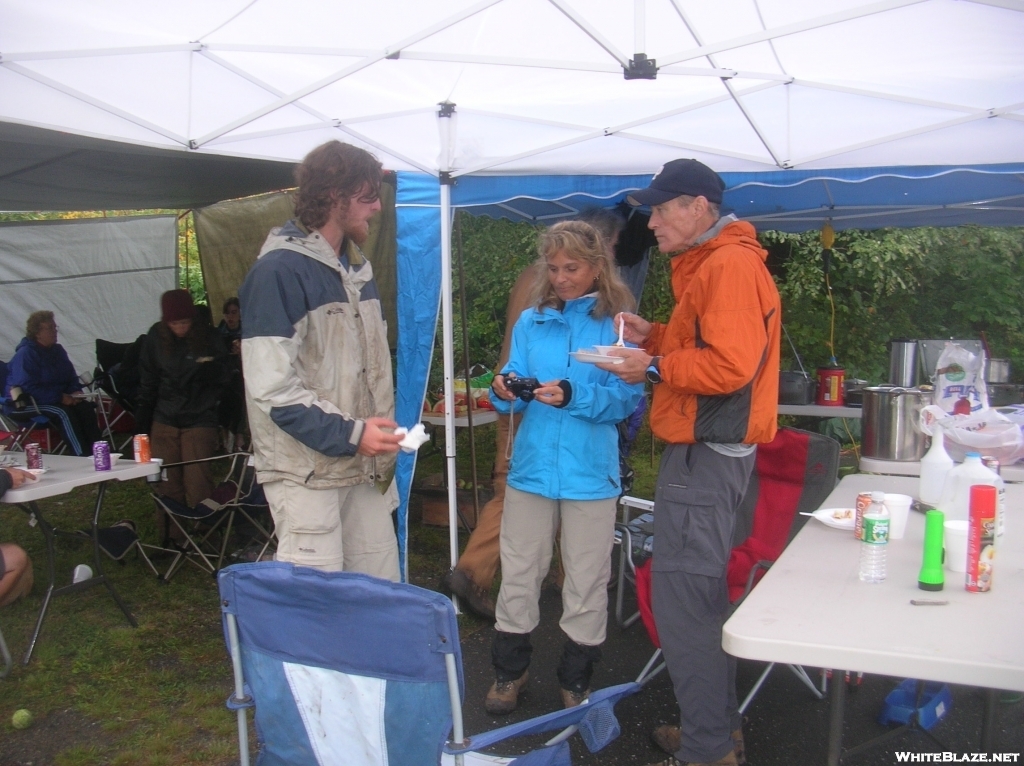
811,507,856,530
570,351,624,365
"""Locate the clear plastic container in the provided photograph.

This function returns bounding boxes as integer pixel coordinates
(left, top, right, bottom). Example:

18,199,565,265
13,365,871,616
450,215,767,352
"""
859,491,890,583
936,452,1003,525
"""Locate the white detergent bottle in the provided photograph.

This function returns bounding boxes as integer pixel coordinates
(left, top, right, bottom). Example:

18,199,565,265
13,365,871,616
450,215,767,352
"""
918,431,953,506
936,452,1003,526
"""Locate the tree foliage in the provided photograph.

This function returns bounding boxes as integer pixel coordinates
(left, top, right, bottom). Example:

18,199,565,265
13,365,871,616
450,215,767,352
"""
445,217,1024,389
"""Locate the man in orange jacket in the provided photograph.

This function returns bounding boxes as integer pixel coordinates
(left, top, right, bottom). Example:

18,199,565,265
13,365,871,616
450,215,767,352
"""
600,159,781,766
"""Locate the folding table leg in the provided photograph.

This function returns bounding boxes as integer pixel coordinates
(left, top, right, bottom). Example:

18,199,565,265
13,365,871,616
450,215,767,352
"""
827,668,845,766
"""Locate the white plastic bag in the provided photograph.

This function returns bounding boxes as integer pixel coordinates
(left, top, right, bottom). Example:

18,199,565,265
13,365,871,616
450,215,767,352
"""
932,342,988,414
920,404,1024,464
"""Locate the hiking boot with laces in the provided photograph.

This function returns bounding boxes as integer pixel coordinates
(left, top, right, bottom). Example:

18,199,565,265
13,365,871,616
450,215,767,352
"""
560,687,591,709
440,568,495,620
484,671,529,715
651,726,745,766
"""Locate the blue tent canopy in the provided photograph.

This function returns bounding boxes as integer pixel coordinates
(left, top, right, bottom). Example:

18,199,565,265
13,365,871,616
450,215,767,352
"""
391,163,1024,576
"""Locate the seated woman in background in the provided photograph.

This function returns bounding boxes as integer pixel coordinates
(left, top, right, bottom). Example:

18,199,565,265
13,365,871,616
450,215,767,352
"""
135,290,228,545
485,221,643,715
216,297,247,451
4,310,103,456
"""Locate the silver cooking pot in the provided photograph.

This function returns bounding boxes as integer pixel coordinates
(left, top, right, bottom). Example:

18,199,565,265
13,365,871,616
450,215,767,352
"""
861,386,930,461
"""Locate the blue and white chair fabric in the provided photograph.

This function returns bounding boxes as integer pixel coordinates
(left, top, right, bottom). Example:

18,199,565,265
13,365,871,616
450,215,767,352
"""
218,563,639,766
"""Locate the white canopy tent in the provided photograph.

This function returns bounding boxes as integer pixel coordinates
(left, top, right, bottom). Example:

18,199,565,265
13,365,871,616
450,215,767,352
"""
3,0,1023,577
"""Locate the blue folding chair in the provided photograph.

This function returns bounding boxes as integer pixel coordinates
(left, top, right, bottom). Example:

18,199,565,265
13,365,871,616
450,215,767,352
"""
217,563,640,766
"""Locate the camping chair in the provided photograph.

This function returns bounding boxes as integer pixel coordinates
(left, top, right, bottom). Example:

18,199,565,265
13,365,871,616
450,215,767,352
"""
153,453,274,582
93,337,143,446
617,426,841,712
71,518,163,578
218,562,641,766
0,359,65,453
0,622,11,679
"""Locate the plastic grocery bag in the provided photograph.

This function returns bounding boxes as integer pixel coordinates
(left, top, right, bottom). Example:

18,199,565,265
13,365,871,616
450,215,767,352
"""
932,342,988,414
920,404,1024,464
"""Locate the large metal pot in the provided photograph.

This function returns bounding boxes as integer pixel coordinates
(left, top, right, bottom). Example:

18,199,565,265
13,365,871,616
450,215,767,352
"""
985,357,1011,383
861,386,930,461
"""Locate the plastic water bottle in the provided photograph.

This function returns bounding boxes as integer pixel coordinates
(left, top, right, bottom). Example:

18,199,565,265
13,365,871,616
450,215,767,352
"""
918,431,953,507
859,491,890,583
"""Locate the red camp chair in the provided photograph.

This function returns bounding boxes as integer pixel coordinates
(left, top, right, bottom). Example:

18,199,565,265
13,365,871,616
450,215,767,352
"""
619,426,840,711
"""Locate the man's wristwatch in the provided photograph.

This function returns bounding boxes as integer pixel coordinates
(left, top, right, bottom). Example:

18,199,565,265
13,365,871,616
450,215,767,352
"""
645,356,663,384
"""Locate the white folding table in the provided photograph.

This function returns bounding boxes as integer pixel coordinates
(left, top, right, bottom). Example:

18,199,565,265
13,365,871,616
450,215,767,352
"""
1,453,161,663
723,473,1024,764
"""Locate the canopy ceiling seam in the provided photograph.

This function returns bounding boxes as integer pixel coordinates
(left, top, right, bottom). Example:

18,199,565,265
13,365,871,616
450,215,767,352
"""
962,0,1024,11
547,0,629,67
0,149,83,183
191,0,503,148
0,61,188,146
657,0,929,68
336,123,435,175
612,132,777,165
793,79,1004,114
0,43,201,61
751,0,789,77
790,104,1024,166
431,83,756,132
196,0,261,41
668,0,784,167
449,81,781,177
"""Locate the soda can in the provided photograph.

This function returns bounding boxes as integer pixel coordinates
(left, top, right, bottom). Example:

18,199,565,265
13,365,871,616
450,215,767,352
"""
93,441,111,471
25,442,42,470
133,434,151,463
854,492,872,540
980,456,1000,476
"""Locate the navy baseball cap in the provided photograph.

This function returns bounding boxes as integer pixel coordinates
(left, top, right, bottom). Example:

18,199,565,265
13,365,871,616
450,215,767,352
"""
627,159,726,206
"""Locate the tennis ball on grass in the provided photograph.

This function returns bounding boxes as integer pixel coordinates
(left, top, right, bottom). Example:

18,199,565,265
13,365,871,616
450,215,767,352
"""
12,708,32,729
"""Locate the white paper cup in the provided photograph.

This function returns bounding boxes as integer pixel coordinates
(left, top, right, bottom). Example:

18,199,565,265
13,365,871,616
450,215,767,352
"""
944,520,969,573
109,454,121,467
883,493,913,540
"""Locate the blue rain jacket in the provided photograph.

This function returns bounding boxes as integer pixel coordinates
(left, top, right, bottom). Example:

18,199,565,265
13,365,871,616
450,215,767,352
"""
491,295,643,501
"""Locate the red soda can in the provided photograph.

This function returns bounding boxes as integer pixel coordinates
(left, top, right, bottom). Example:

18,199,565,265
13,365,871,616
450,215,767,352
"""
967,484,996,592
133,434,151,463
854,492,872,540
25,442,42,470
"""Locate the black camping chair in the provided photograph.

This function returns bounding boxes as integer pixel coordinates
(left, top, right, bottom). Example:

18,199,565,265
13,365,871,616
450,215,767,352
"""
93,336,145,447
151,453,275,583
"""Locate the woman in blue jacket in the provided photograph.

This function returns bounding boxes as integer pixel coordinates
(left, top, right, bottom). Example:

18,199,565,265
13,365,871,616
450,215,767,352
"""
5,311,102,456
484,220,643,715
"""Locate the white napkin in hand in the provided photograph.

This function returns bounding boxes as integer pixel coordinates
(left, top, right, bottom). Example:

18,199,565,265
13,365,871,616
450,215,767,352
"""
394,424,429,453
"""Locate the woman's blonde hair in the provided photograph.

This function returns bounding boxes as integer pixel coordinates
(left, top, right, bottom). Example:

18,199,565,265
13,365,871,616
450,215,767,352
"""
531,220,635,319
26,310,55,340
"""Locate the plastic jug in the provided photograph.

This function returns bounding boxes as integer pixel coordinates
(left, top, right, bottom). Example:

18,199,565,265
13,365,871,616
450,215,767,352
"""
935,452,1004,526
919,433,953,506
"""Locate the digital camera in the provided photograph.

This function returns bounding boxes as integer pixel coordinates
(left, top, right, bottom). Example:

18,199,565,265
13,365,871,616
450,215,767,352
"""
505,376,540,401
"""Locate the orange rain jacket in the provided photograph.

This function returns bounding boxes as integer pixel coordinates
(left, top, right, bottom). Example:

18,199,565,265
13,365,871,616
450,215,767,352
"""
643,217,781,445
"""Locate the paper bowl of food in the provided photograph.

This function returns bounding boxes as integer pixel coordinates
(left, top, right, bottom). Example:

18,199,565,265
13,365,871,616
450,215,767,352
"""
592,345,628,356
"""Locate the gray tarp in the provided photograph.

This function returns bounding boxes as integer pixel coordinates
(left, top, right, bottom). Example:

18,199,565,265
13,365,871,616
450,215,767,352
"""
0,215,177,374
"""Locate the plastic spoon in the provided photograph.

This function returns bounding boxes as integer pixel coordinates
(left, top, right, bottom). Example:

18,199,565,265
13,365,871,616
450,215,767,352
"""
615,316,625,346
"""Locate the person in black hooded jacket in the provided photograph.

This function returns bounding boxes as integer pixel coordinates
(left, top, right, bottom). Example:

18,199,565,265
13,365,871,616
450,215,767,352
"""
136,290,227,544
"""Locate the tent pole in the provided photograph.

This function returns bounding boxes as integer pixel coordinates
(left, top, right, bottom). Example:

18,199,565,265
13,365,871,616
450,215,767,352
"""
455,212,481,524
439,181,460,593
